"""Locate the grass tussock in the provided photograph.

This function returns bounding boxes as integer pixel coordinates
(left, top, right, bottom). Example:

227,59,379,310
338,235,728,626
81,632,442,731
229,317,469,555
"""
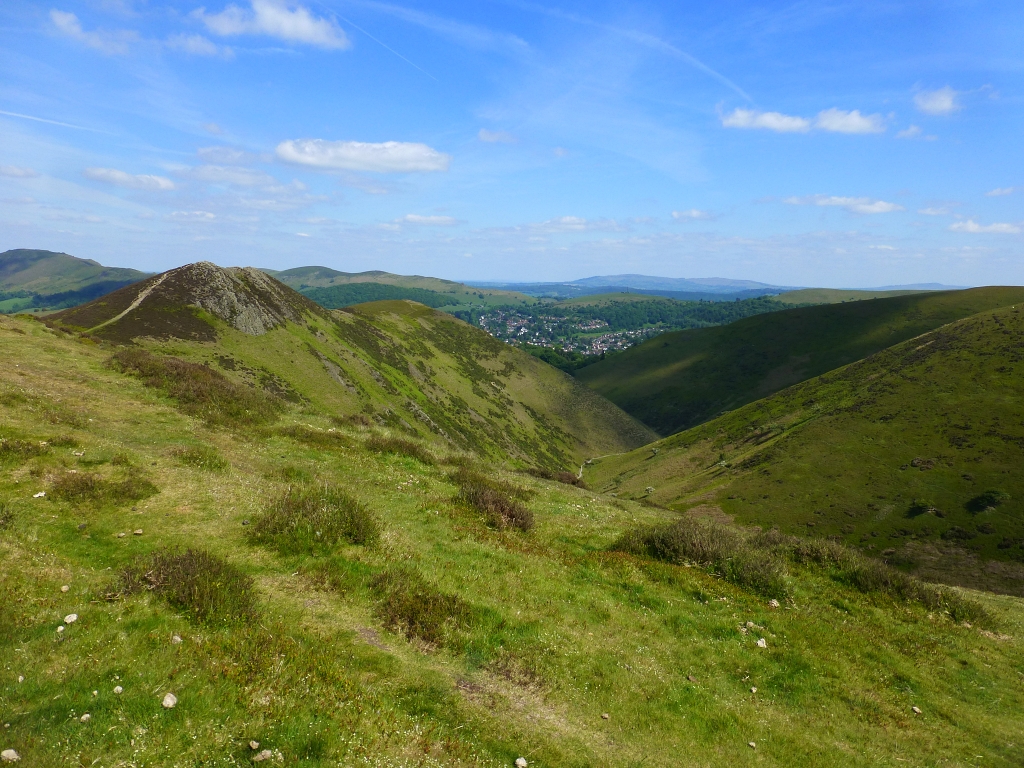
119,548,257,624
613,517,788,598
278,424,351,449
523,467,587,488
0,437,48,462
365,434,436,465
330,413,372,428
249,482,379,555
49,469,158,505
170,444,228,471
370,566,472,647
110,347,282,427
0,501,13,532
451,467,534,532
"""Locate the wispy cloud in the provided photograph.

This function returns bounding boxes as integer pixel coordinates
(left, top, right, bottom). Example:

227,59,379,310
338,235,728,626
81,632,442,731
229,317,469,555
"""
478,128,517,144
918,206,952,216
84,167,175,190
194,0,350,49
397,214,458,226
914,87,960,116
0,166,39,178
949,219,1020,234
785,195,903,214
166,33,233,57
50,9,137,54
722,107,884,134
276,138,451,172
183,164,280,187
672,209,714,220
986,187,1015,197
530,216,623,233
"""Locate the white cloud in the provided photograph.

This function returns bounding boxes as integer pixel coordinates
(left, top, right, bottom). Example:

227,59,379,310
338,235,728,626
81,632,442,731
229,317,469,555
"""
197,145,265,164
785,195,904,214
83,167,175,190
166,33,232,57
202,123,224,135
185,164,278,186
868,245,896,251
915,87,960,116
50,9,137,54
986,187,1015,197
897,125,922,139
530,216,623,233
276,138,451,173
949,220,1020,234
478,128,517,144
918,207,952,216
397,214,458,226
169,210,216,221
672,209,713,220
0,166,39,178
193,0,349,49
721,108,810,133
813,108,885,134
722,107,885,134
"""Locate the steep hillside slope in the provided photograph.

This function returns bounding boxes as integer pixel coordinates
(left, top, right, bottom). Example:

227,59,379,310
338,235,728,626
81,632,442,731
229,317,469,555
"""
0,249,150,313
587,303,1024,594
773,288,930,304
50,263,654,466
2,312,1023,767
576,287,1024,435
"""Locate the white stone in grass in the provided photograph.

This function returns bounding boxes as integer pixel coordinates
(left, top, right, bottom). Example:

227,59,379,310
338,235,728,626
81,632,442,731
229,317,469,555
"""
113,686,123,695
768,599,780,608
751,686,758,694
911,706,922,715
17,677,23,684
748,742,756,749
1,748,20,762
133,529,143,536
756,638,767,648
171,635,182,645
116,533,126,538
33,492,45,498
253,749,273,762
61,585,69,593
57,626,65,634
80,713,91,723
515,759,528,768
64,614,77,624
249,741,260,750
161,692,177,709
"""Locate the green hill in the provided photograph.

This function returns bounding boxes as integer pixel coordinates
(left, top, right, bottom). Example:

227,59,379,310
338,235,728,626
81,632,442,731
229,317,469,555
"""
773,288,931,304
3,307,1024,766
586,302,1024,595
0,249,151,314
576,287,1024,435
49,262,654,466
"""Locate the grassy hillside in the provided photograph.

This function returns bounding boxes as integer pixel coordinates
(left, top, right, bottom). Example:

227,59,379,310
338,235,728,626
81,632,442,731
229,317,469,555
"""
576,287,1024,435
0,249,150,314
587,302,1024,595
2,312,1024,766
48,263,654,467
774,288,930,304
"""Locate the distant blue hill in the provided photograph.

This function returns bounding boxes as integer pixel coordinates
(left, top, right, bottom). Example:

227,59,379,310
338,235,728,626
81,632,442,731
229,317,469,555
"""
468,274,800,301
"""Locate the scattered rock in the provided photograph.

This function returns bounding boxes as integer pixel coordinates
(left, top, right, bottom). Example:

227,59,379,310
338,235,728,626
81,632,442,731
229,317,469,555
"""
750,687,757,694
77,523,86,530
911,706,922,715
1,748,20,762
116,533,126,538
748,742,756,749
768,599,780,608
745,621,755,628
64,614,78,624
249,741,260,750
687,675,697,683
17,677,23,684
56,626,65,634
171,635,182,645
601,713,610,720
515,759,528,768
80,713,91,723
133,529,143,536
92,690,98,697
60,585,69,593
756,638,767,649
253,749,273,762
242,520,250,526
161,692,177,709
114,686,123,694
33,492,45,498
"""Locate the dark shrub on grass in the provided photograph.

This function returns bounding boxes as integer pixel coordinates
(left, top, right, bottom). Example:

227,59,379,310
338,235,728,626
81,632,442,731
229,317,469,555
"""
0,501,13,531
365,434,435,465
0,438,47,462
110,347,282,427
330,413,372,428
278,425,350,449
171,444,228,471
966,490,1010,513
49,469,158,505
48,434,79,448
249,482,378,555
523,467,587,488
370,566,472,647
451,467,534,532
120,548,257,624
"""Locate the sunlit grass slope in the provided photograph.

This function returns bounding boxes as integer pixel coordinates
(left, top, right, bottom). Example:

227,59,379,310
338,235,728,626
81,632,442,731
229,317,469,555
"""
587,303,1024,595
772,288,931,304
2,313,1024,767
48,263,654,467
576,286,1024,435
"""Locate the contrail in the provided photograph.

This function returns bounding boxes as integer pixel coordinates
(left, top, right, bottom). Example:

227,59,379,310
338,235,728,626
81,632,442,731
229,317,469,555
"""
0,109,107,133
335,13,440,82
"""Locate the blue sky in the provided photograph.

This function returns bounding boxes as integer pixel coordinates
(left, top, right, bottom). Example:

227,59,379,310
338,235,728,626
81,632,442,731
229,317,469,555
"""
0,0,1021,286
